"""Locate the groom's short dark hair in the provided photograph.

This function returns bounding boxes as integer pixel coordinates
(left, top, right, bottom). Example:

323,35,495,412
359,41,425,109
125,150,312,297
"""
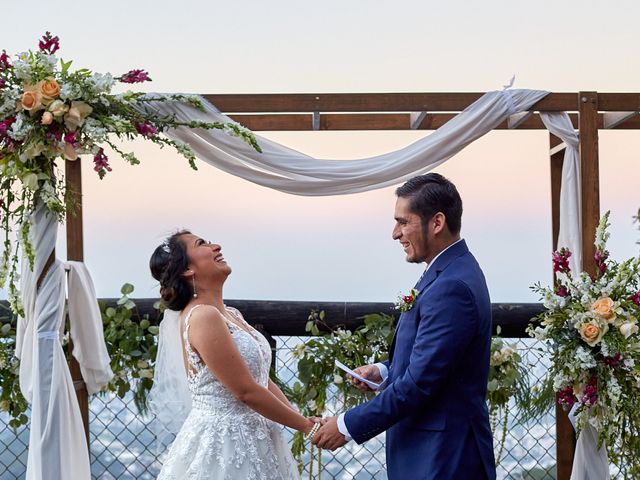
396,173,463,234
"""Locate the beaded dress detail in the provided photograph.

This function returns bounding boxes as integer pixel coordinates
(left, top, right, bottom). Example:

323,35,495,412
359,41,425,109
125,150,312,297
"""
157,305,299,480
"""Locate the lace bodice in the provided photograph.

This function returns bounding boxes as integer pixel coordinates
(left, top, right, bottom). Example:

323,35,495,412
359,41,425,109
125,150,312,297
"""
158,305,299,480
182,305,272,414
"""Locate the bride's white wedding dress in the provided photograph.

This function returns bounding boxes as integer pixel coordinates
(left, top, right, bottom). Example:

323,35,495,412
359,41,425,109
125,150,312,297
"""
157,305,300,480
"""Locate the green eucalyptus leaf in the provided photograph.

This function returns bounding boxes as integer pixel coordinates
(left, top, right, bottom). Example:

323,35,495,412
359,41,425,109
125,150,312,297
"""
121,283,135,295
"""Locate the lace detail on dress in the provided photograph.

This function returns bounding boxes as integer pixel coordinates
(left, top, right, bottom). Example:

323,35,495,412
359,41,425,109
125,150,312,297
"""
158,305,299,480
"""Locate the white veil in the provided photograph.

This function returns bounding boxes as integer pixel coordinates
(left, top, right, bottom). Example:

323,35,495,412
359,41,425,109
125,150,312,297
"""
149,309,192,452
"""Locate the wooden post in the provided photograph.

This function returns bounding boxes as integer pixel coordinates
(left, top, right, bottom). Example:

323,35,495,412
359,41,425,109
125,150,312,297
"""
549,132,576,480
578,91,600,273
65,159,90,447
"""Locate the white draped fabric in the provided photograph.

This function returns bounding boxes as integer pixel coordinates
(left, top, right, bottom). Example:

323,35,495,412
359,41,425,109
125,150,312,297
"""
568,405,611,480
540,113,582,272
144,89,549,195
15,202,113,480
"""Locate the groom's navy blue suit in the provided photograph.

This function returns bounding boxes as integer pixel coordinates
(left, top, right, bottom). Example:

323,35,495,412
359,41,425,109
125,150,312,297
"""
344,240,496,479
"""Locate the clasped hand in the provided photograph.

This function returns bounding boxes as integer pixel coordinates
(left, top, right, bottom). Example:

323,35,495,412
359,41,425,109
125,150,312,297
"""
308,364,382,450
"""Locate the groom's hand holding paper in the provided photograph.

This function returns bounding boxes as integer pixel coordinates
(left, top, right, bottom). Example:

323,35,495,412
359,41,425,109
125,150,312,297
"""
334,360,381,391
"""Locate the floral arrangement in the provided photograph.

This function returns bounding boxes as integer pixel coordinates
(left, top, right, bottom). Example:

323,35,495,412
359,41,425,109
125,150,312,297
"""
0,33,260,315
528,211,640,475
0,283,162,428
394,288,419,312
0,307,28,428
487,330,526,466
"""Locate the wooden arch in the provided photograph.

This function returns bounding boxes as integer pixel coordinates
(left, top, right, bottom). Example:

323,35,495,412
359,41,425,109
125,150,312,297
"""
65,91,640,479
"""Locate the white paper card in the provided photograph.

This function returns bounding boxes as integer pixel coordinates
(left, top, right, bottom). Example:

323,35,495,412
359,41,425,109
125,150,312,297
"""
334,359,381,390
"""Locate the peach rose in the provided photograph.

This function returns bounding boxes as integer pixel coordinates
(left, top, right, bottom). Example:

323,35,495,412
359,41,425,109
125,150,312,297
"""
591,297,616,323
48,99,68,117
21,90,43,112
579,321,608,347
64,101,92,131
64,142,78,161
41,111,53,125
39,78,60,102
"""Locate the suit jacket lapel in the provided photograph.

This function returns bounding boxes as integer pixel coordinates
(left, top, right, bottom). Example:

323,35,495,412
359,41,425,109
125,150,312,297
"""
388,240,469,363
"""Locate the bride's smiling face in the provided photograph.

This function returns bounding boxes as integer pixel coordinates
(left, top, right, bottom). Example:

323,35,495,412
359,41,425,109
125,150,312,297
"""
180,233,232,281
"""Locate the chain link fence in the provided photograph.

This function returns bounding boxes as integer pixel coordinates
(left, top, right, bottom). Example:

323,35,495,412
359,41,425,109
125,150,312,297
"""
1,337,556,479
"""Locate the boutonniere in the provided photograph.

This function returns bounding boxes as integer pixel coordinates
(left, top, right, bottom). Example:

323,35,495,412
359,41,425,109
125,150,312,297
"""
395,288,419,312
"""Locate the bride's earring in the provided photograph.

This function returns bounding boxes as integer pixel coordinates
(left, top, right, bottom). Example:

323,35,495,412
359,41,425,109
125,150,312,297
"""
191,273,198,298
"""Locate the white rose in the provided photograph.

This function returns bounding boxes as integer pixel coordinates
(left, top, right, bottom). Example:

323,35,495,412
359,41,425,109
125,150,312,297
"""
619,322,639,339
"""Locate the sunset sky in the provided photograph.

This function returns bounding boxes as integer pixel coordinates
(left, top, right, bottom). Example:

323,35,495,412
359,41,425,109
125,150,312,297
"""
1,0,638,305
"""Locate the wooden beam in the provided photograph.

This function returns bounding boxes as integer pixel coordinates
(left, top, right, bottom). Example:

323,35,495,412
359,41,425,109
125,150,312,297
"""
2,299,543,338
229,112,590,131
65,159,90,448
204,92,579,113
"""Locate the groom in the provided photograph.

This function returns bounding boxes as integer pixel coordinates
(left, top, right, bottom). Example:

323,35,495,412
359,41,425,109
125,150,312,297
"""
312,173,496,479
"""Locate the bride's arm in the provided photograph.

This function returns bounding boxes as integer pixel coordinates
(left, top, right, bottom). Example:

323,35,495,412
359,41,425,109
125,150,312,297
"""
188,306,314,434
268,379,294,409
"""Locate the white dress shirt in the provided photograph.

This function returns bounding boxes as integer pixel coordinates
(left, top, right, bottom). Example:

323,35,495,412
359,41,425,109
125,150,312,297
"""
336,238,463,441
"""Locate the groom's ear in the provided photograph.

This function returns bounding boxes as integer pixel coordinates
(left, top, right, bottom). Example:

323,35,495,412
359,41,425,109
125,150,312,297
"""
431,212,447,235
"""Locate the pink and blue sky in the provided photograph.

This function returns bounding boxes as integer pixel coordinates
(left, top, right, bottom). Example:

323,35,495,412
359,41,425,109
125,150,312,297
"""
2,0,638,303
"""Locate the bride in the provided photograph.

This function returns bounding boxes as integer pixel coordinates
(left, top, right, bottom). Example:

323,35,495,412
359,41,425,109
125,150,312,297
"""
148,231,318,479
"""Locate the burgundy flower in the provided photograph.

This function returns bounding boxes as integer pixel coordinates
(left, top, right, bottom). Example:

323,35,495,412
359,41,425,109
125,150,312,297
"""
45,123,63,143
603,353,621,369
552,248,572,273
0,78,5,89
134,122,158,137
555,285,569,297
64,131,78,144
38,32,60,55
0,50,10,71
631,291,640,307
119,69,151,84
581,377,598,406
0,116,16,140
557,385,575,409
93,148,112,179
594,249,609,276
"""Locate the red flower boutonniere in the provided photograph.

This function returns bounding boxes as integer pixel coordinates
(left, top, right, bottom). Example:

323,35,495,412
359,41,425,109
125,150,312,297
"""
395,288,419,312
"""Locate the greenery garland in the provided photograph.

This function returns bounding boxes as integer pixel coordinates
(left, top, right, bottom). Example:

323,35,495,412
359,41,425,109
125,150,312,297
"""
273,311,531,476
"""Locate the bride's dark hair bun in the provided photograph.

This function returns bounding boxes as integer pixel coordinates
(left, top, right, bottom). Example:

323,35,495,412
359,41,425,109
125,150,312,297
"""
149,230,193,311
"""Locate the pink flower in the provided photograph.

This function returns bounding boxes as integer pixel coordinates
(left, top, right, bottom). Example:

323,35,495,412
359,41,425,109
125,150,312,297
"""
552,248,572,273
119,69,151,84
134,122,158,137
38,32,60,55
93,148,112,178
630,291,640,307
0,50,10,71
555,285,569,297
